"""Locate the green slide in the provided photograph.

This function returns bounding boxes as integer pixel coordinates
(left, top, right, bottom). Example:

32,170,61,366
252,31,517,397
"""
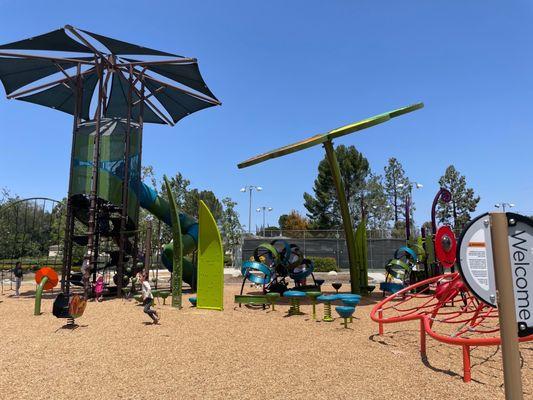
138,183,198,289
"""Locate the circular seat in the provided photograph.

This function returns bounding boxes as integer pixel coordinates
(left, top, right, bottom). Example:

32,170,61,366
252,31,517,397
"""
336,305,355,328
283,290,306,315
315,279,325,287
317,294,338,322
336,305,355,318
336,293,361,302
341,298,360,307
283,290,306,298
317,294,338,302
188,296,197,307
159,291,171,305
266,292,281,311
306,291,322,319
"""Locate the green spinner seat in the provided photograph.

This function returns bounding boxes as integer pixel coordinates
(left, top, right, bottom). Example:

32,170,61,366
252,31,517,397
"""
306,291,322,319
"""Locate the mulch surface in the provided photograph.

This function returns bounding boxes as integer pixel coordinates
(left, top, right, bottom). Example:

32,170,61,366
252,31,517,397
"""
1,284,531,400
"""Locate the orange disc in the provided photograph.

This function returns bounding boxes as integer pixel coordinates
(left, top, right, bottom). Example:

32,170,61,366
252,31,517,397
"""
35,267,59,290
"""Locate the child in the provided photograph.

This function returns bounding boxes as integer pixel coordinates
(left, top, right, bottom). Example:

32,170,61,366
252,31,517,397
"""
140,272,160,324
93,274,104,302
13,262,23,297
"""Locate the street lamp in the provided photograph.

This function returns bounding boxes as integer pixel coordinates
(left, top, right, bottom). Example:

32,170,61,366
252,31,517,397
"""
256,206,273,237
495,202,515,212
240,185,262,234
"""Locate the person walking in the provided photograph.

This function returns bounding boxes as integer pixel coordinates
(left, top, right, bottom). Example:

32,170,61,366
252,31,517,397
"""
93,273,104,302
13,262,23,297
140,272,160,324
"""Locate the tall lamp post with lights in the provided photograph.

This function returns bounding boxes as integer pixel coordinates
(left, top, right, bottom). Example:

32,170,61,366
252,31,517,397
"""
397,181,423,240
256,206,273,236
240,185,262,234
495,202,515,212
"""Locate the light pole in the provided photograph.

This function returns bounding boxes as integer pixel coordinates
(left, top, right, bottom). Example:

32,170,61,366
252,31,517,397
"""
240,185,262,234
397,181,423,240
256,206,273,236
495,202,515,213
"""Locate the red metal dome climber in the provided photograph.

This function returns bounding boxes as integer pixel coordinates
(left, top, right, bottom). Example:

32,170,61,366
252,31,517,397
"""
370,273,533,382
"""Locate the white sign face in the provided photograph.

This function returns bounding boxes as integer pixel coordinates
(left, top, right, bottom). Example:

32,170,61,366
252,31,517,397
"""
458,213,497,306
458,213,533,337
507,215,533,337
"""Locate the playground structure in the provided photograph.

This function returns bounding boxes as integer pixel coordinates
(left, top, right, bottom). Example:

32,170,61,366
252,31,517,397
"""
0,26,220,300
238,103,424,295
381,187,458,295
371,272,533,382
239,239,320,295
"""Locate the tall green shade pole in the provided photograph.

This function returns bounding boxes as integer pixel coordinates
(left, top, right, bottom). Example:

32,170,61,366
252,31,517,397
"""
323,140,360,294
163,176,183,309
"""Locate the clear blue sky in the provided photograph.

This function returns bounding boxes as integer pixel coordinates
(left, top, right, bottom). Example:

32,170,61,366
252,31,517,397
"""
0,1,532,230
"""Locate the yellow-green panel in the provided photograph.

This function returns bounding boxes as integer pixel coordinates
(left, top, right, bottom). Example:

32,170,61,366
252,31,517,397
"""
197,200,224,311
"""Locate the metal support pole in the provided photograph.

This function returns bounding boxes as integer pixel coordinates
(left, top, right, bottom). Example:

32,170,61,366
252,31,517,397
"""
61,63,82,294
405,194,411,241
86,60,105,299
144,221,152,276
248,188,252,234
323,140,360,294
116,65,134,298
490,212,523,400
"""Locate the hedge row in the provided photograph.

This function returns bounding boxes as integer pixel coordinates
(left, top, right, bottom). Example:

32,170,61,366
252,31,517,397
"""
308,256,339,272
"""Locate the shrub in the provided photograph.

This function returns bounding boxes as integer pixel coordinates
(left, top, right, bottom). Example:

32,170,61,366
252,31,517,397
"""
308,256,339,272
224,254,232,266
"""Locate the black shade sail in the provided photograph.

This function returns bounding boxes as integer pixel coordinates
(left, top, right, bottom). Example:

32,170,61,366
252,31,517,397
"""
0,25,220,126
128,58,218,100
0,58,81,95
18,72,98,120
0,29,91,53
81,29,178,57
143,77,216,123
106,73,166,124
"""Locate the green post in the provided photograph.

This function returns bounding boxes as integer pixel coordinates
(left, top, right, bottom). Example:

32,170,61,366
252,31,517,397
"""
355,218,369,295
323,140,360,294
163,176,183,309
34,276,49,316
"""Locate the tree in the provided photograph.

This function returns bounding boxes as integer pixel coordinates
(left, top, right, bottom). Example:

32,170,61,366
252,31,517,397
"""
303,145,369,229
279,210,309,238
221,197,242,265
383,158,411,222
362,173,393,230
183,189,223,222
437,165,480,231
160,172,190,210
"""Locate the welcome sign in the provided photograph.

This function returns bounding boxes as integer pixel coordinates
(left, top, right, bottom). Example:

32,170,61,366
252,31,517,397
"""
458,212,533,337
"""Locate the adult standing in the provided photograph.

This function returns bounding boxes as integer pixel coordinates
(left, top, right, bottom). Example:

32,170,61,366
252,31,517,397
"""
13,261,23,297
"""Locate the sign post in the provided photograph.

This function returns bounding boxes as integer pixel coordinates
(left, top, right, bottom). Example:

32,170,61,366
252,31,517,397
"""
489,212,523,400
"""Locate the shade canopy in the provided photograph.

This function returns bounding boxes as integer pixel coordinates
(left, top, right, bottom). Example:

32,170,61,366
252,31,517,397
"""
238,103,424,169
0,25,220,125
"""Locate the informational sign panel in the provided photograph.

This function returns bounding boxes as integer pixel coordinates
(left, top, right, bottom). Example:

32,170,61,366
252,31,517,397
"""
458,212,533,337
458,213,497,306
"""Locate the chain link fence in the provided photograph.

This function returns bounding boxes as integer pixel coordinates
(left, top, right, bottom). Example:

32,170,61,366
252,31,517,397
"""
242,229,406,270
